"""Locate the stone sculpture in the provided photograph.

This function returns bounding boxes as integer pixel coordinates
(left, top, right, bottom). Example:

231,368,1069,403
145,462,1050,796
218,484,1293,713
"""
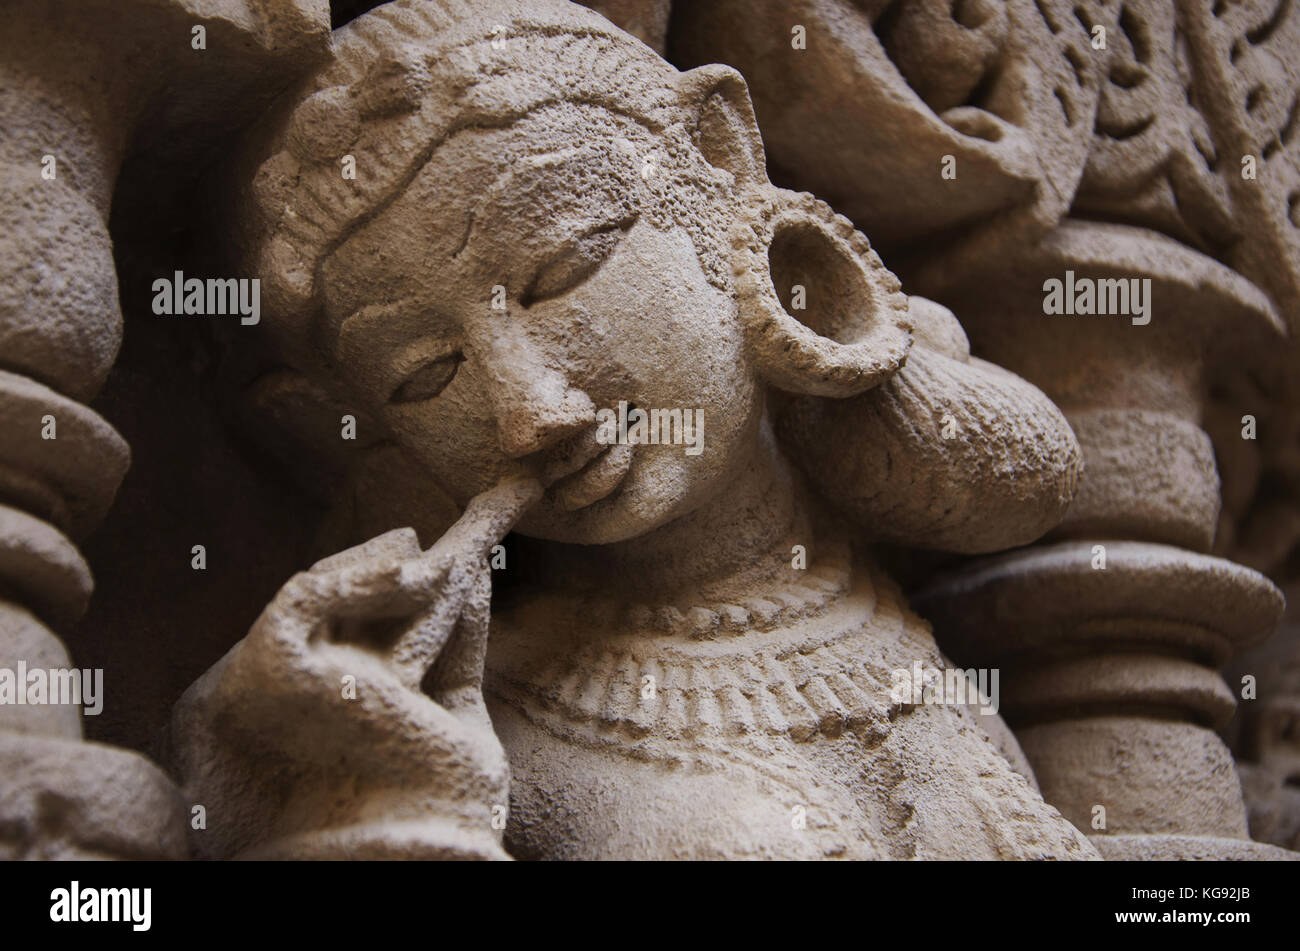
163,0,1094,859
0,0,1297,861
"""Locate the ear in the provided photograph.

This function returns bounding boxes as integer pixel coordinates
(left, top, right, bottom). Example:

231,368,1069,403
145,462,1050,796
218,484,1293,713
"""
675,64,768,189
735,189,913,397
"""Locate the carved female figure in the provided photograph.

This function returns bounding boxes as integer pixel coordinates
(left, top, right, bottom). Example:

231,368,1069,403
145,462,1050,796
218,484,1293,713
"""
172,0,1092,860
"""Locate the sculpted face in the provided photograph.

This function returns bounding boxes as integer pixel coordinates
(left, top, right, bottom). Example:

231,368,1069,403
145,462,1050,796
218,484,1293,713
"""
321,103,761,545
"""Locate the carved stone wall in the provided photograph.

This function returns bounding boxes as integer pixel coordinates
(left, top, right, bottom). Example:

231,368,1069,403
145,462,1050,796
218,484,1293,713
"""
1,0,1297,861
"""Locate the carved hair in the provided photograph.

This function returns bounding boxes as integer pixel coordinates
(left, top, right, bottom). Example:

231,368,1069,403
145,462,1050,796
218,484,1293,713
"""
231,0,744,368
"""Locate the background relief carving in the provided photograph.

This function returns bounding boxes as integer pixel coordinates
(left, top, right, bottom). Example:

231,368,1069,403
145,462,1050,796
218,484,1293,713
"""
0,0,1298,880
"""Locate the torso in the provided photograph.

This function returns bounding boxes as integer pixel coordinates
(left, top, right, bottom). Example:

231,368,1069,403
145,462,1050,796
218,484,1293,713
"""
485,541,1096,860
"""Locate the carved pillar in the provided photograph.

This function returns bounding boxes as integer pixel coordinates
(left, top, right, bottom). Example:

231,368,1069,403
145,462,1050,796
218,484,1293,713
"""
910,222,1295,859
0,0,328,858
903,0,1300,858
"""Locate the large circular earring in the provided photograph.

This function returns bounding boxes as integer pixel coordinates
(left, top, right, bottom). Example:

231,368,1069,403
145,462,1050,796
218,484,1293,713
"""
732,187,913,397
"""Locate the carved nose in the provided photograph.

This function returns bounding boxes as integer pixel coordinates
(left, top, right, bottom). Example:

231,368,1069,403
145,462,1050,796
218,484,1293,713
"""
496,382,596,458
470,321,595,458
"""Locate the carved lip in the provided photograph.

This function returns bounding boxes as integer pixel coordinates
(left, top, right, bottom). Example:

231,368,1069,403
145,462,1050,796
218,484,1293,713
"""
552,442,634,511
543,427,606,484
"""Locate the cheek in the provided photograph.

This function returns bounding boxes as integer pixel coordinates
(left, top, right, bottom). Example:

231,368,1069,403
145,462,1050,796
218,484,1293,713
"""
382,368,517,501
606,317,759,522
567,234,755,406
555,226,760,507
628,291,756,437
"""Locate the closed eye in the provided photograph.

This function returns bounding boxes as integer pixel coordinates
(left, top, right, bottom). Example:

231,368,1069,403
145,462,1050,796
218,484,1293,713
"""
389,352,462,404
520,217,635,307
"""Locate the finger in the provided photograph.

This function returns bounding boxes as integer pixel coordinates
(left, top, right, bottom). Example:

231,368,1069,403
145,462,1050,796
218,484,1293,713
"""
306,527,422,574
426,475,542,565
267,556,452,641
385,597,464,692
415,572,493,708
388,478,540,684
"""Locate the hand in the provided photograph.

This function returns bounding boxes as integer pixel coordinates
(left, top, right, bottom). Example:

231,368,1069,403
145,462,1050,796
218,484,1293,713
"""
171,477,541,859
